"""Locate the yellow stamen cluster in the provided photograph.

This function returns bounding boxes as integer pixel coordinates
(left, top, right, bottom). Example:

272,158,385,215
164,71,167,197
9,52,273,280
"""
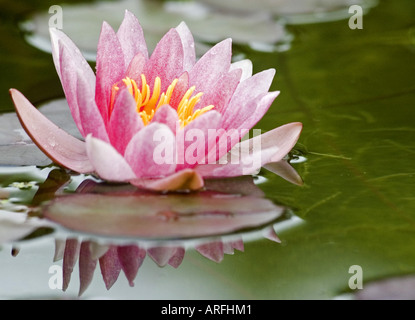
110,74,214,127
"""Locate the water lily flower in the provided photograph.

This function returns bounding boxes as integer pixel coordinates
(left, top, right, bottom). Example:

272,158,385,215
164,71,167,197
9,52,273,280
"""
10,11,302,191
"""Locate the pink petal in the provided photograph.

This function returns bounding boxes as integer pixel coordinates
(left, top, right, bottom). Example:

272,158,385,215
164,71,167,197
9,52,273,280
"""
263,227,282,243
195,68,242,114
95,22,125,124
195,122,303,178
168,247,185,268
176,110,222,171
222,69,276,130
231,238,245,252
195,241,224,263
116,10,148,68
263,122,303,162
50,28,96,137
78,241,97,296
143,28,184,94
99,245,122,290
117,245,146,287
189,38,232,99
175,22,196,72
10,89,94,173
49,28,95,87
58,45,85,136
125,52,147,82
130,168,204,191
108,88,143,155
147,247,182,267
223,238,244,254
76,70,110,142
151,104,179,134
85,135,137,181
237,91,280,135
124,123,176,178
62,238,80,292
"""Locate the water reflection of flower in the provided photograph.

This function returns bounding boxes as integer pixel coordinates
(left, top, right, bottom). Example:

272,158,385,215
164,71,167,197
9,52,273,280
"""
54,229,284,296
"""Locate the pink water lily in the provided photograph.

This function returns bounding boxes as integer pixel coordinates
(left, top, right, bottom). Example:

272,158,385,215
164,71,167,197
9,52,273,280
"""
10,11,302,191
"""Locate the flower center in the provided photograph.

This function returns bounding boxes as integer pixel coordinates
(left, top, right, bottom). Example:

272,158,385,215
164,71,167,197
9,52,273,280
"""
110,75,214,127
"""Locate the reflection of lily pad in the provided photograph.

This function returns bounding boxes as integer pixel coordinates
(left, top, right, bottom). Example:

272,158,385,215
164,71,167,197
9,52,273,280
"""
22,0,289,59
43,192,284,239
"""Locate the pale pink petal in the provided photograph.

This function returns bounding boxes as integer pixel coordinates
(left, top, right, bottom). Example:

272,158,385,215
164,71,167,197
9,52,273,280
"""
264,160,304,186
117,245,146,287
49,28,95,86
222,242,235,255
231,238,244,252
99,245,122,290
116,10,148,67
222,69,276,130
78,241,97,296
51,28,96,137
189,38,232,99
176,110,222,171
195,122,303,177
151,104,179,134
196,144,278,178
236,91,280,135
195,241,224,263
175,22,196,72
130,168,204,191
263,227,281,243
263,122,303,162
89,243,110,260
10,89,94,173
62,238,80,292
53,239,65,262
85,135,137,181
108,88,143,155
147,247,182,267
58,43,86,136
195,68,242,114
124,123,176,178
76,70,110,142
143,28,184,94
95,22,125,124
223,238,244,254
230,59,253,82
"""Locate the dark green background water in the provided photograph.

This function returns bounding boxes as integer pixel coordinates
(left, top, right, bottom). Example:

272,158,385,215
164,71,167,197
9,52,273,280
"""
0,0,414,299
